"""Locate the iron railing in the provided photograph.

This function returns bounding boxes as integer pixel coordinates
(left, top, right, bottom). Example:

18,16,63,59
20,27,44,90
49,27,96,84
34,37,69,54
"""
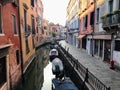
102,12,120,30
57,42,111,90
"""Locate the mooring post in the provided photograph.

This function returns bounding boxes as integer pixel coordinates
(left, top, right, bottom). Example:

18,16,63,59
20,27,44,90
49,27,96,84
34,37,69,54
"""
76,59,78,70
67,48,69,55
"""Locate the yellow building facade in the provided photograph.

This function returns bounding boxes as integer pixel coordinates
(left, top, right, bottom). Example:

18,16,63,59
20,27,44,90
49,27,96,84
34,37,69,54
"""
80,0,104,19
66,0,81,46
18,0,35,73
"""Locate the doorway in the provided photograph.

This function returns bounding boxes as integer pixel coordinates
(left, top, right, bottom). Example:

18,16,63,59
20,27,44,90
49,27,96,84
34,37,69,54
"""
104,40,111,62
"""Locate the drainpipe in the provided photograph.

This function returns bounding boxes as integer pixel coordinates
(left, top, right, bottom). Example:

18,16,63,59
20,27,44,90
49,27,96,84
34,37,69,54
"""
18,0,24,83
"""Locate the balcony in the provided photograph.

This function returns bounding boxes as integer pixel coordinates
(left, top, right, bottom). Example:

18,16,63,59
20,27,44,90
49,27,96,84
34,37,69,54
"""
102,11,120,31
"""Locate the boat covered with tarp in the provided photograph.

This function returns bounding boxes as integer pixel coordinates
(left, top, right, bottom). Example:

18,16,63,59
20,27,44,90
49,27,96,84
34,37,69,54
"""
49,49,58,61
52,77,78,90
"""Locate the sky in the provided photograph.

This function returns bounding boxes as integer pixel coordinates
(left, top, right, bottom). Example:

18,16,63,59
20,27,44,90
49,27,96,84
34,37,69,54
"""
42,0,69,26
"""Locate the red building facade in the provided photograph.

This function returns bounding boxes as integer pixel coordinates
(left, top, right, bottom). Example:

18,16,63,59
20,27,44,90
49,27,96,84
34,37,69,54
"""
78,0,95,50
0,1,21,89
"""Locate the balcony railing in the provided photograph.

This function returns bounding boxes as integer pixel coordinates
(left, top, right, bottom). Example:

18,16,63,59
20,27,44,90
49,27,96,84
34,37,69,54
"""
102,11,120,31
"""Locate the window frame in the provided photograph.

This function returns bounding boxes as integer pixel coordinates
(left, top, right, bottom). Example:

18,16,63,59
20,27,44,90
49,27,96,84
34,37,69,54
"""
16,50,20,65
109,0,113,13
115,40,120,51
0,4,4,35
24,9,27,33
90,11,94,26
12,14,18,35
31,0,34,7
31,15,35,34
96,8,99,23
25,37,30,54
118,0,120,9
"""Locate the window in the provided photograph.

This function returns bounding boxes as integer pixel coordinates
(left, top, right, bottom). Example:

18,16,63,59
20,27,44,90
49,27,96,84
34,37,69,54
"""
85,15,88,29
27,25,31,34
119,0,120,9
0,5,3,34
16,50,20,64
31,0,34,7
31,16,35,34
25,38,30,54
115,40,120,51
96,8,99,23
32,38,35,49
12,15,17,34
109,0,113,13
44,26,47,30
90,11,94,26
0,57,6,86
24,9,27,33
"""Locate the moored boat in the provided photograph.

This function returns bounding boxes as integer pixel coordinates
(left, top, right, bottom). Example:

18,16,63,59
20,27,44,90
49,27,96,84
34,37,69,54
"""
52,58,64,79
49,49,58,62
52,77,78,90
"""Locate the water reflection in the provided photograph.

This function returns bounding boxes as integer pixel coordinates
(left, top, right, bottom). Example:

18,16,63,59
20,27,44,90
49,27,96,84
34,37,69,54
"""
16,45,54,90
41,63,54,90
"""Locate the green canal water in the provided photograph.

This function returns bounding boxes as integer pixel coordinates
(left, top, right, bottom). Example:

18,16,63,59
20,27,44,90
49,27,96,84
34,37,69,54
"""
16,46,54,90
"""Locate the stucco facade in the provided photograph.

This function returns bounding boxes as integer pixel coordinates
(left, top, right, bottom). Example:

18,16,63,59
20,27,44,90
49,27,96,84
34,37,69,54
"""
35,0,43,47
18,0,35,73
0,0,21,89
66,0,80,47
42,19,49,41
101,0,120,68
49,23,60,40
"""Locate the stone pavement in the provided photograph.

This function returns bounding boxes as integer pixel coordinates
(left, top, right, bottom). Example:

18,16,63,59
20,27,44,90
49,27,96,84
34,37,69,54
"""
59,41,120,90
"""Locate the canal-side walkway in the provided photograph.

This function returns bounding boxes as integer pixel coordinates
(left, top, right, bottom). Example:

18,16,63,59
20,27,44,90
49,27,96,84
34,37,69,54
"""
59,41,120,90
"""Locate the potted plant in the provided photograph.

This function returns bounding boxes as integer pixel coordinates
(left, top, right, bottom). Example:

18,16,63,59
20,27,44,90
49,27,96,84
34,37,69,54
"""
113,10,120,14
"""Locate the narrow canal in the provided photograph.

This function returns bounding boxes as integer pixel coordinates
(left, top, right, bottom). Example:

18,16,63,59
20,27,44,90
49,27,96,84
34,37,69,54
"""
16,45,54,90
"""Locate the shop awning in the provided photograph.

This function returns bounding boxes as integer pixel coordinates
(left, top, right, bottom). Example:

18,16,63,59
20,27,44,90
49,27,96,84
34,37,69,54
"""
76,35,86,40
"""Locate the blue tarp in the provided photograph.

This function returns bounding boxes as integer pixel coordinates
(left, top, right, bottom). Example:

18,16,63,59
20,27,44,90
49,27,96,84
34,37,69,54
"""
50,44,55,49
52,77,78,90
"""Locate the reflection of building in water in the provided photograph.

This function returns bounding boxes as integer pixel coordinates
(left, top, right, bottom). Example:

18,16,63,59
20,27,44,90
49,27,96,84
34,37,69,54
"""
43,47,50,67
35,56,44,90
35,46,50,90
35,48,44,90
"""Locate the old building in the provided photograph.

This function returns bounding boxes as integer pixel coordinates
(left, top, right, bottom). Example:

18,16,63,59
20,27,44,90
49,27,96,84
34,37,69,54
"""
18,0,35,73
78,0,104,56
49,23,60,40
42,19,49,41
35,0,43,47
0,0,21,89
77,0,120,68
59,25,67,39
66,0,80,47
101,0,120,68
78,0,94,51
